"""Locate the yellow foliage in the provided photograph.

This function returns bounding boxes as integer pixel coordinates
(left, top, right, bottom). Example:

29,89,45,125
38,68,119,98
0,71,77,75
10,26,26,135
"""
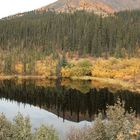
92,58,140,81
15,63,24,74
35,59,57,77
61,57,140,83
71,67,84,77
35,61,47,76
61,67,71,78
2,55,140,86
61,59,93,77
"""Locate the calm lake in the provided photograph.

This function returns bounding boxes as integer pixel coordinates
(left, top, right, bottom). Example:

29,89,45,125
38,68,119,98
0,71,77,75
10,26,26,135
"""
0,79,140,139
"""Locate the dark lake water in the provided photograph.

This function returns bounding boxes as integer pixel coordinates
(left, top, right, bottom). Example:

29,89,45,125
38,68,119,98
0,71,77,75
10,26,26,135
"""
0,79,140,139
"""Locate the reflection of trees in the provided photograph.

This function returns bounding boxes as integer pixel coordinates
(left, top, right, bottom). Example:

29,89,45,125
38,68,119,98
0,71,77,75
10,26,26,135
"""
0,80,139,122
61,79,92,93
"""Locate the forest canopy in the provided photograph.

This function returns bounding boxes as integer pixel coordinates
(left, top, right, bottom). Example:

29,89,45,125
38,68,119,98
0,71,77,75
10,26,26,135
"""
0,10,140,58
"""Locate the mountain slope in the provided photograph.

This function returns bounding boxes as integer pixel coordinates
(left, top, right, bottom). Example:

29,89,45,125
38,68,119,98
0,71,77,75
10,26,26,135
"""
3,0,140,19
37,0,140,14
36,0,115,14
100,0,140,11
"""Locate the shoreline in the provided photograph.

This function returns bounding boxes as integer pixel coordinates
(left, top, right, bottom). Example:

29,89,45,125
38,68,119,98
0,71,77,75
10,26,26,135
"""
0,75,140,94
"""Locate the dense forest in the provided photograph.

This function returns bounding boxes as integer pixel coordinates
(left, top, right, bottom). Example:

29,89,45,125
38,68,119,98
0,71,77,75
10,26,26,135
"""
0,10,140,58
0,10,140,76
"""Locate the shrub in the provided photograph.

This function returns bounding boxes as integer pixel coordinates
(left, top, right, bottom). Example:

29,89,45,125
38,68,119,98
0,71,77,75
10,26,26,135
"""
70,59,93,77
70,67,85,77
77,59,93,68
34,125,58,140
0,113,12,140
61,59,93,77
12,114,32,140
0,113,58,140
68,99,140,140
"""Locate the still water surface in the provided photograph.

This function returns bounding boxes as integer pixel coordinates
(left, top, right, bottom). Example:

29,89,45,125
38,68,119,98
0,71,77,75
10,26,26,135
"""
0,80,139,138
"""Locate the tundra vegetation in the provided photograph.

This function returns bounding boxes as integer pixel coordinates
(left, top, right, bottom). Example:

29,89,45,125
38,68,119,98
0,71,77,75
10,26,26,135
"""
0,100,139,140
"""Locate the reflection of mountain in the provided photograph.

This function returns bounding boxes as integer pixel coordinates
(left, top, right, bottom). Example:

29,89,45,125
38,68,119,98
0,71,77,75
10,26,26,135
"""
0,80,139,122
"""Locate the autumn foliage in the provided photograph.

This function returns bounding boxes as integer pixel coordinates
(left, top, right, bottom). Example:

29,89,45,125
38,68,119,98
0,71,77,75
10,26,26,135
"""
1,53,140,87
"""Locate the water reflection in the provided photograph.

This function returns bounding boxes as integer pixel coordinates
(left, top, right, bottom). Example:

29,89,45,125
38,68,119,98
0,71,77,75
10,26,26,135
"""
0,80,139,122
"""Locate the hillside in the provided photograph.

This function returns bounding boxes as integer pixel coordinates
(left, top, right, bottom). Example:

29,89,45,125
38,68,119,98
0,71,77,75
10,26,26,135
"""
37,0,140,14
36,0,114,15
3,0,140,20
